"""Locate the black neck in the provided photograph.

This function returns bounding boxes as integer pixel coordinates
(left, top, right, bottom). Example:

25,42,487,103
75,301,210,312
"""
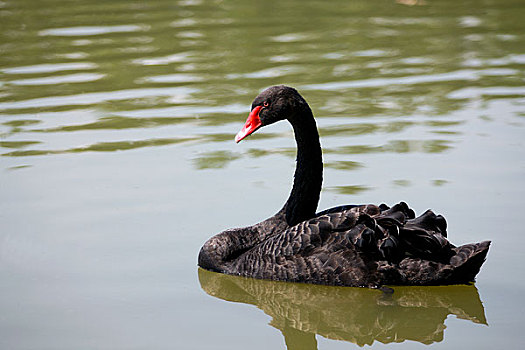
284,107,323,226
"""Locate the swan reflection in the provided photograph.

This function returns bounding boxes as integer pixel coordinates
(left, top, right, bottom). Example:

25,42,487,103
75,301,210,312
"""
198,268,487,348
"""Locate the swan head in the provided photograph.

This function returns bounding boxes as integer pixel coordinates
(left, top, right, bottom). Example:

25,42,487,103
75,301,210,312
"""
235,85,307,143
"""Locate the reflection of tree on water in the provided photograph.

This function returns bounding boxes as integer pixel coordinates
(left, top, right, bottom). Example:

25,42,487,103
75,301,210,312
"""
198,268,487,348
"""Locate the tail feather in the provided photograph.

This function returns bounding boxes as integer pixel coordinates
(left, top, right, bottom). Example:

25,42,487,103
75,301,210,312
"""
448,241,491,283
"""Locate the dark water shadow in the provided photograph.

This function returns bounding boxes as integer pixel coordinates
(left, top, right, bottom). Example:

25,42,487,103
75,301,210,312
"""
198,268,487,348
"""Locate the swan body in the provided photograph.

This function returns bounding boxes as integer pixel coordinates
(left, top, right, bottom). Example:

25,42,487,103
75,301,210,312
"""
198,85,490,287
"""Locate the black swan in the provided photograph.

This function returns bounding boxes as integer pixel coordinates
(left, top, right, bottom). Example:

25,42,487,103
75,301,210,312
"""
198,85,490,287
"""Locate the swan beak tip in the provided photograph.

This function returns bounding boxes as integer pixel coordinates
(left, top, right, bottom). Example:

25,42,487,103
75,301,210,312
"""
234,106,263,143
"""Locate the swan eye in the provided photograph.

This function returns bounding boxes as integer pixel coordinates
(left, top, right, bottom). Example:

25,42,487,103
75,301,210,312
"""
263,101,269,107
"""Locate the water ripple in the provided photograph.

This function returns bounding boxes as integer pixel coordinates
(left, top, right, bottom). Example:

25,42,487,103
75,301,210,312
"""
131,52,195,66
270,33,313,42
447,86,525,99
0,87,197,111
301,69,519,91
39,25,147,37
226,65,304,79
10,73,105,86
141,74,204,83
113,103,246,118
2,137,195,157
2,62,97,74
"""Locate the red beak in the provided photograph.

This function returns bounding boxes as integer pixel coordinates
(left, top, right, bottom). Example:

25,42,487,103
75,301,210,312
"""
235,106,263,143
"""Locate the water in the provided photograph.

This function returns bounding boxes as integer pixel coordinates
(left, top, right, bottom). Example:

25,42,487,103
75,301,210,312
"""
1,0,524,348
